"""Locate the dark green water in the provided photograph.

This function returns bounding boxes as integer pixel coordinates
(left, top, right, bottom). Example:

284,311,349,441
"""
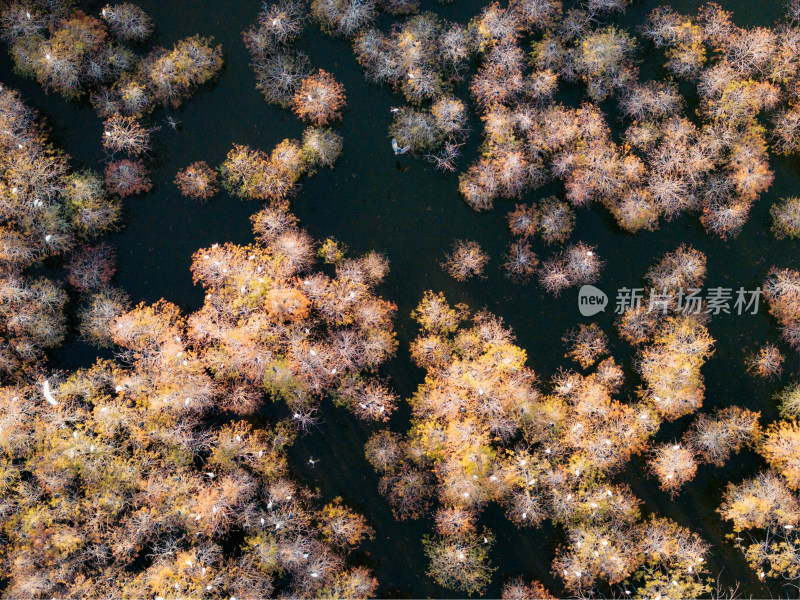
2,0,799,597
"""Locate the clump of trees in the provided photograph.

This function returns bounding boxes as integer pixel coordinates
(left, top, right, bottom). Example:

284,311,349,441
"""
364,291,717,595
0,84,125,375
0,3,223,204
717,405,800,588
243,0,350,163
353,12,474,166
617,246,716,421
142,35,223,108
684,407,761,468
219,138,312,202
538,242,603,296
244,0,311,108
187,202,397,424
0,274,67,373
0,3,222,110
329,0,793,259
501,198,575,283
0,333,377,597
219,127,343,204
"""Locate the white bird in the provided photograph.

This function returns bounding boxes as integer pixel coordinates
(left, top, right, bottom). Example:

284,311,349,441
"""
389,107,399,113
391,139,410,155
308,457,319,467
42,379,57,406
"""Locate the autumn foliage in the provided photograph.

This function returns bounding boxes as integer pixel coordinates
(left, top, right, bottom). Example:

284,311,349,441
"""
187,202,397,424
175,161,219,201
365,291,715,595
0,348,376,598
292,69,346,126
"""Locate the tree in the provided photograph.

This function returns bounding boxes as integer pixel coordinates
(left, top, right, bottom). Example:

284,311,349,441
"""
649,442,698,495
764,267,800,349
746,344,784,378
102,112,151,156
78,286,130,346
506,203,539,238
63,169,122,237
101,3,153,42
318,498,374,548
302,127,343,169
442,240,489,281
174,161,219,201
538,197,575,244
424,530,495,595
293,69,346,126
66,244,116,291
104,159,152,197
563,323,608,369
503,240,538,283
572,27,637,101
501,577,556,599
771,197,800,239
243,0,306,60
